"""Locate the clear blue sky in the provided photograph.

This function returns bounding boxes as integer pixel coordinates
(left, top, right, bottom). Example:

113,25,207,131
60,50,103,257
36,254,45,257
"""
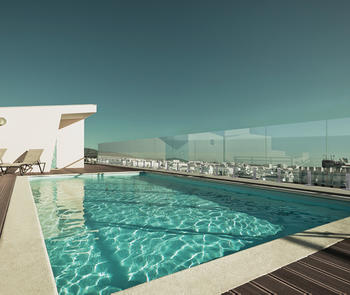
1,0,350,148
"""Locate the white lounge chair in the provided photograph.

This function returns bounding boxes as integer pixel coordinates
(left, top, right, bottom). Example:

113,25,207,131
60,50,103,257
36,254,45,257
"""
0,149,46,175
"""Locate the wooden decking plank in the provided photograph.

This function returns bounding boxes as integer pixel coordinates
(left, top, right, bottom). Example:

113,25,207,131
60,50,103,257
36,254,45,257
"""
313,248,350,270
234,282,274,294
271,268,340,295
253,275,305,294
286,261,350,293
331,243,350,255
300,257,350,283
0,175,16,237
340,239,350,246
322,244,350,259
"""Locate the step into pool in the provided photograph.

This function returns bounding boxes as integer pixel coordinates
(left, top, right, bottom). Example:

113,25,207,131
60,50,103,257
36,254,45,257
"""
30,172,350,294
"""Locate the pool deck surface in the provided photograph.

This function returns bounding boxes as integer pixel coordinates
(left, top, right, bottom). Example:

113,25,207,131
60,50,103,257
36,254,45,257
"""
30,163,135,175
0,164,349,295
0,176,58,295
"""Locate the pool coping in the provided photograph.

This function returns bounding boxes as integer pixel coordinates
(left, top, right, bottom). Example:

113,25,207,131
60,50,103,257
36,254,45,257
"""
0,176,58,295
2,171,349,295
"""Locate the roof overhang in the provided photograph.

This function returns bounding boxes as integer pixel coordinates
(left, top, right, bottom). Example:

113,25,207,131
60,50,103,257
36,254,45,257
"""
59,112,95,129
0,104,97,129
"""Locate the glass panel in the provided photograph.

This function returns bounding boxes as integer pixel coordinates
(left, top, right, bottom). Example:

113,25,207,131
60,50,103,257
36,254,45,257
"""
328,117,350,163
188,132,223,163
266,120,326,168
97,117,350,189
226,127,267,165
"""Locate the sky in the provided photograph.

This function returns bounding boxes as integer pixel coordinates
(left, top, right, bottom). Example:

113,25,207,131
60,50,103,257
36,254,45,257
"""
1,0,350,148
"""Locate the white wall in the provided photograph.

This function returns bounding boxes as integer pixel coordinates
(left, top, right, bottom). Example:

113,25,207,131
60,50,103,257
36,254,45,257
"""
57,120,84,168
0,107,60,172
0,105,96,172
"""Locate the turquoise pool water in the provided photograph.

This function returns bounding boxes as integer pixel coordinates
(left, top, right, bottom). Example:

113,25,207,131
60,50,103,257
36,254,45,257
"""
31,172,350,294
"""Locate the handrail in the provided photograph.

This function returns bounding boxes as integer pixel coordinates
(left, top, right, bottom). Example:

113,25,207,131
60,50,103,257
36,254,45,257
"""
62,157,85,169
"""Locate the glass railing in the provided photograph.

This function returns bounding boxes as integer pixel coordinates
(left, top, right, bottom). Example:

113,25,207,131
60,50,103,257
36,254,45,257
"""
98,117,350,190
97,156,350,189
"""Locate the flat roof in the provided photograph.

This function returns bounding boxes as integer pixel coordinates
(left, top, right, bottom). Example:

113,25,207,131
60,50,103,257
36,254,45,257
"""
0,104,97,116
0,104,96,110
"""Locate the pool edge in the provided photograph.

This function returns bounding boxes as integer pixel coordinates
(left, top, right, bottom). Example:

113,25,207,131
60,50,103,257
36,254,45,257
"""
0,176,58,295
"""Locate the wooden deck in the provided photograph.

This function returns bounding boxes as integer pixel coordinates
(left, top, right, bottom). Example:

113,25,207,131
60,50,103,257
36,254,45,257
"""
0,175,16,237
29,163,135,175
223,238,350,295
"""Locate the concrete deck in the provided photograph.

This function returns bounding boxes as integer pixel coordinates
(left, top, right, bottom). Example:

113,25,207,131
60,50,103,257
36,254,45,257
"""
0,176,58,295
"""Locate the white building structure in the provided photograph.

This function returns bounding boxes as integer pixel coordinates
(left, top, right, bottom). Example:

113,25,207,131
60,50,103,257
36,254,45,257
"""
0,104,96,172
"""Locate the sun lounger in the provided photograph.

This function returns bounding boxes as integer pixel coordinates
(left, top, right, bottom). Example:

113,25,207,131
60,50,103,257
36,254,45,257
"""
0,149,6,164
0,149,46,175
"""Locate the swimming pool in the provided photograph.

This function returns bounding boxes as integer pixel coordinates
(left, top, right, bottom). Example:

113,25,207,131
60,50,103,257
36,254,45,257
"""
30,172,350,294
